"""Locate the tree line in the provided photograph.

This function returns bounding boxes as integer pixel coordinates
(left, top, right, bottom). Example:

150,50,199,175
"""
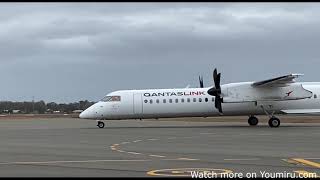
0,100,95,114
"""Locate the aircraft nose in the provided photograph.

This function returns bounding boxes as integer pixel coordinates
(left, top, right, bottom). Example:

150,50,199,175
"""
79,103,99,119
79,104,96,119
79,103,104,119
79,109,89,119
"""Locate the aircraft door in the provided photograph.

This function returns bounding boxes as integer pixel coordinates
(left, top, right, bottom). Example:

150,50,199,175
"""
133,93,143,115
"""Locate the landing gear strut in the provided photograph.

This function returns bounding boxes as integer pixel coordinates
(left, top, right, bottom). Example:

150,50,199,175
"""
97,121,105,128
248,116,259,126
260,105,281,128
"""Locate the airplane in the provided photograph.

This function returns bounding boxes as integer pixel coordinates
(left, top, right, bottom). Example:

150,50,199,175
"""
79,68,320,128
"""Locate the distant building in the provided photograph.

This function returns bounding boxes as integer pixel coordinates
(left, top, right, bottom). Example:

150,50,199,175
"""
2,110,10,114
12,110,21,114
72,110,83,114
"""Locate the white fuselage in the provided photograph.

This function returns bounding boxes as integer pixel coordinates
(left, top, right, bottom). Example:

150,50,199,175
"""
79,82,320,120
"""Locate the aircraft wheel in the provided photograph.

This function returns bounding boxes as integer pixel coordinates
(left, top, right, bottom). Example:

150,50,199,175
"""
97,121,105,128
248,116,259,126
268,117,280,128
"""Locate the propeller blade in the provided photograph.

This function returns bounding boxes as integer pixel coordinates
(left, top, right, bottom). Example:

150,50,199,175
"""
214,97,219,108
213,68,218,87
199,75,204,88
215,97,223,113
218,104,222,113
213,68,221,90
208,69,221,96
216,73,221,90
209,68,223,113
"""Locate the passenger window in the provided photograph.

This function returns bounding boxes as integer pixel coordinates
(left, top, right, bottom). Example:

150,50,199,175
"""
187,98,190,103
144,99,148,103
205,98,208,102
175,99,178,103
212,97,215,102
156,99,159,103
169,99,173,103
150,99,153,104
315,94,317,99
193,98,196,102
163,99,166,103
199,98,202,102
181,98,184,103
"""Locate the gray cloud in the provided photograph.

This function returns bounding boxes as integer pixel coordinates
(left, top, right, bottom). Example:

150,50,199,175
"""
0,3,319,102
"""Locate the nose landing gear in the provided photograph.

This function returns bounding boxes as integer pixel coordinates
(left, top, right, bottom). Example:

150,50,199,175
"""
248,115,259,126
97,121,105,128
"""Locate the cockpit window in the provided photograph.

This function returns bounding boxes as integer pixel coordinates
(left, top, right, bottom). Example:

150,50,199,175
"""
101,96,121,102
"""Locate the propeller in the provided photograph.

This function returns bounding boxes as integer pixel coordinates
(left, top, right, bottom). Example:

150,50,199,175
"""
207,68,223,113
199,75,204,88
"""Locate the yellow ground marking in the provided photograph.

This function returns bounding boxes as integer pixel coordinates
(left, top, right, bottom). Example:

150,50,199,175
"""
127,152,142,155
294,170,318,178
224,158,260,161
147,168,233,177
177,158,199,161
133,140,142,143
0,159,151,165
149,155,166,158
292,158,320,168
111,147,117,151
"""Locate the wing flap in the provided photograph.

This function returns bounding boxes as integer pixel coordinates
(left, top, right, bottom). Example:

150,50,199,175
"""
252,74,304,87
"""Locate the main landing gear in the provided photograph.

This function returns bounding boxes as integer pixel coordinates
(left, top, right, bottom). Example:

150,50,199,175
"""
268,117,280,128
248,104,281,127
260,105,281,128
248,115,280,128
97,121,105,128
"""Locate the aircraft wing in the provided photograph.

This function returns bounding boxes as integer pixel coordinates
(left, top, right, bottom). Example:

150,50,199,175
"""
252,74,304,88
280,109,320,115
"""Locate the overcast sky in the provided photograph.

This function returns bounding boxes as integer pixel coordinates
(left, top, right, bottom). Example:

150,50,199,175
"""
1,3,320,103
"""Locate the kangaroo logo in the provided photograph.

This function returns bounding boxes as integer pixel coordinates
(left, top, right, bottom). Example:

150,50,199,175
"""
286,91,293,96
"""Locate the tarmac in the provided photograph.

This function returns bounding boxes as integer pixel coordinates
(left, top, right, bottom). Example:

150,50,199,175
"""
0,116,319,177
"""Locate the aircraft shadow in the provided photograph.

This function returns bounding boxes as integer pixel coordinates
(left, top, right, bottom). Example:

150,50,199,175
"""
82,124,320,129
